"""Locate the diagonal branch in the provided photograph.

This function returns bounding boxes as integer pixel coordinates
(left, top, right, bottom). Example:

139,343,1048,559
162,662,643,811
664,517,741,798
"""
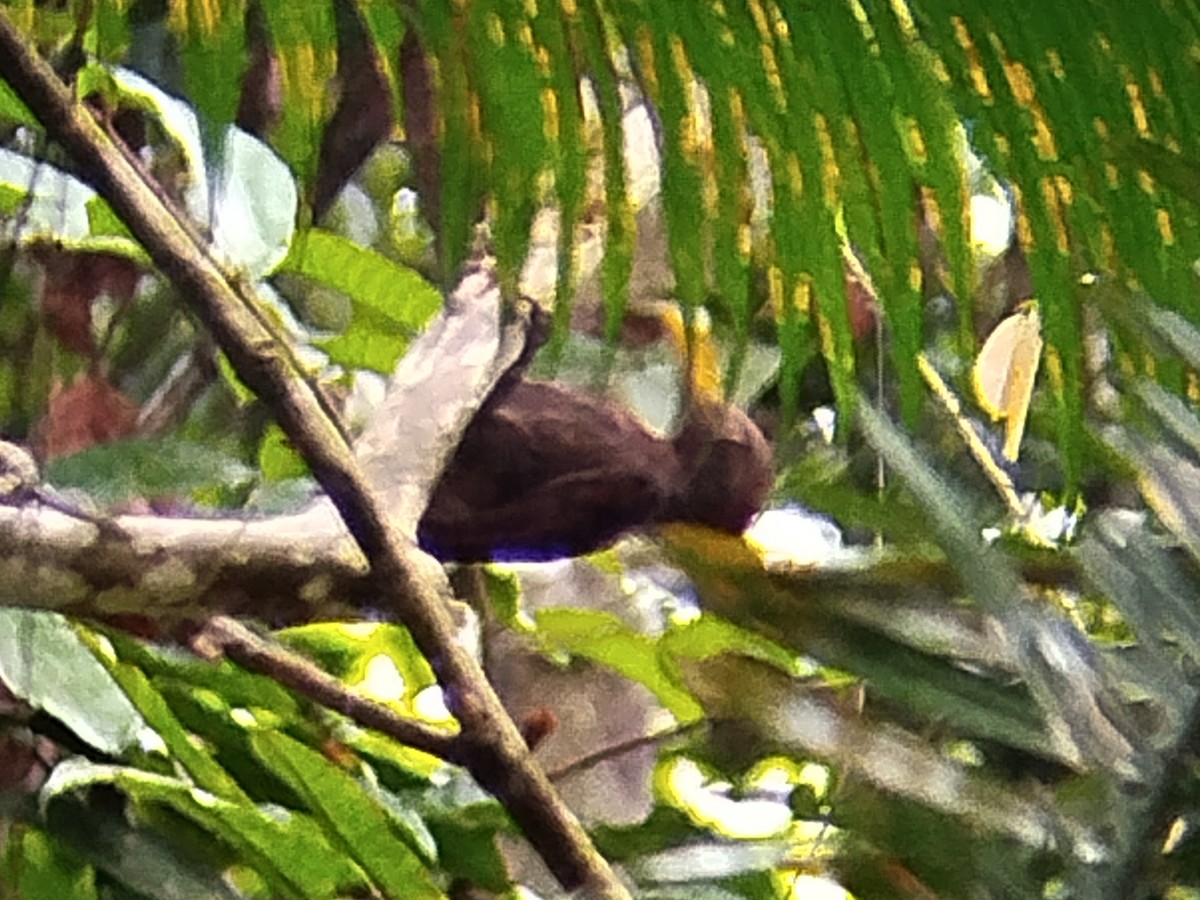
0,14,630,898
195,616,458,762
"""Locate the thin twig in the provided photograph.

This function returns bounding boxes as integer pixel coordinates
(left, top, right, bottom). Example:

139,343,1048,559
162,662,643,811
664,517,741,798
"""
547,722,702,783
197,616,459,762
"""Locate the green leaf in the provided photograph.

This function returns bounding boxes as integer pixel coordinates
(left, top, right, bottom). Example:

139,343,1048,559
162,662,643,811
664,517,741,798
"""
471,0,547,293
578,1,633,351
0,181,24,216
408,775,514,892
317,301,412,373
421,11,480,284
250,730,444,900
423,813,510,893
44,437,255,508
102,629,301,719
41,759,363,900
3,827,97,900
257,0,335,185
84,196,144,253
259,423,309,482
277,622,439,720
856,401,1025,612
75,628,250,802
531,0,588,351
0,149,97,243
179,0,245,133
0,611,148,757
1080,508,1200,669
210,126,298,278
594,806,709,862
0,76,36,125
482,566,527,632
279,228,442,335
152,682,306,810
645,9,706,313
780,446,930,544
659,616,799,677
42,790,244,900
533,608,703,722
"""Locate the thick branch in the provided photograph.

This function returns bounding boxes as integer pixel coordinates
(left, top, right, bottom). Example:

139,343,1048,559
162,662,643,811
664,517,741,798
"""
0,501,366,626
0,15,629,897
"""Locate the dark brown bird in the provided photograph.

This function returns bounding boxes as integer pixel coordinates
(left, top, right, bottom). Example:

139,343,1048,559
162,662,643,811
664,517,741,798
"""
418,375,772,563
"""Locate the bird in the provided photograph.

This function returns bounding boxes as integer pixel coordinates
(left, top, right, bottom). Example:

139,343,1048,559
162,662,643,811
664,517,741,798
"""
417,306,773,562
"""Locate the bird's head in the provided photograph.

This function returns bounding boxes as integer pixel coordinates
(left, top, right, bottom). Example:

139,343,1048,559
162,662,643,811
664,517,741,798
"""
668,399,773,532
654,305,773,532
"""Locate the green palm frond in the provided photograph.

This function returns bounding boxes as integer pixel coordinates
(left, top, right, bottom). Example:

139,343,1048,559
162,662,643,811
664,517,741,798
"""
95,2,1200,488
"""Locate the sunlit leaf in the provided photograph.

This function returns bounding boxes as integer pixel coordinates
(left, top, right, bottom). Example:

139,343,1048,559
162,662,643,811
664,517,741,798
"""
210,125,297,277
533,608,703,722
973,301,1043,462
0,612,147,757
2,827,97,900
280,228,441,335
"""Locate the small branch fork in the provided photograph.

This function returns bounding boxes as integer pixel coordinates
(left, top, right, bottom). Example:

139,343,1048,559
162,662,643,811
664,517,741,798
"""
0,13,630,898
